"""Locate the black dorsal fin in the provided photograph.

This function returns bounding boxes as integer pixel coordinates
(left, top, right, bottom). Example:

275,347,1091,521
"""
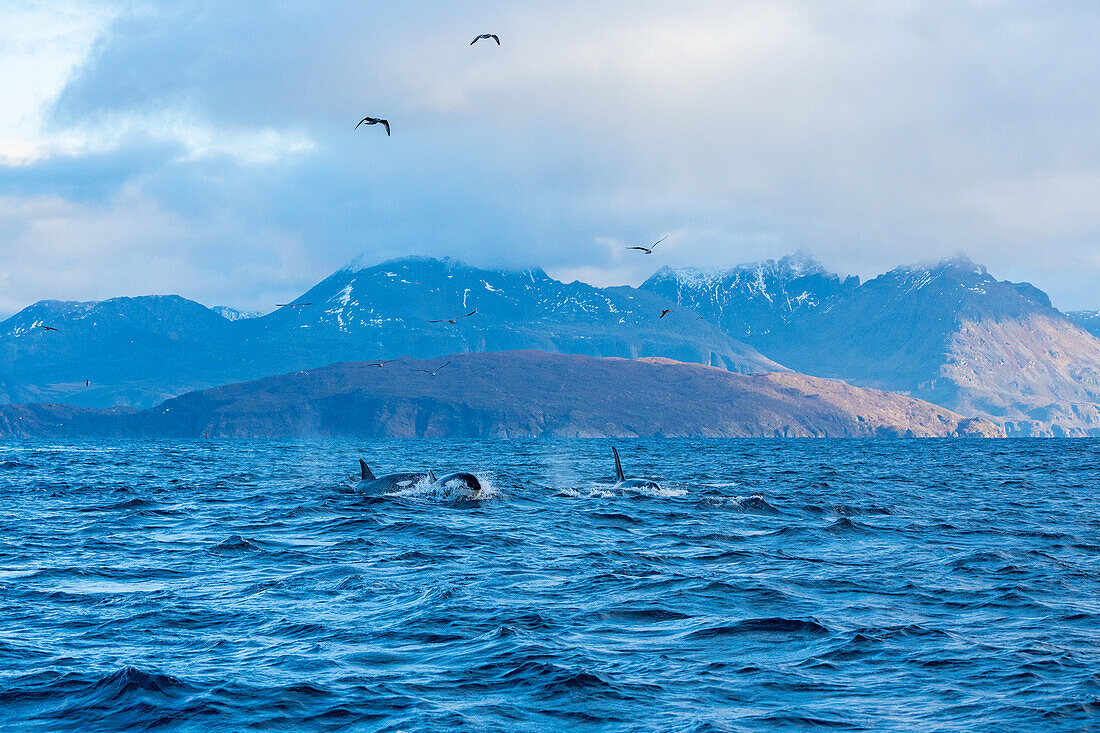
428,470,437,482
359,460,375,481
612,446,625,482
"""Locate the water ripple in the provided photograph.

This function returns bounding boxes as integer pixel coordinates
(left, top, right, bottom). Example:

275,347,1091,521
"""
0,438,1096,730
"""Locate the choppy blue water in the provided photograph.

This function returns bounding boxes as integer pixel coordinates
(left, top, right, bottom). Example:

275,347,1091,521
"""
0,439,1098,731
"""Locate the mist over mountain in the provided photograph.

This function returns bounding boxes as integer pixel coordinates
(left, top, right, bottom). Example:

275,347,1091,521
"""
0,351,1002,440
646,256,1100,436
0,257,779,409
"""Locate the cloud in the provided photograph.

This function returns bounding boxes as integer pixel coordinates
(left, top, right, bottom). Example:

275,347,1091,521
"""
0,191,314,314
1,0,1099,312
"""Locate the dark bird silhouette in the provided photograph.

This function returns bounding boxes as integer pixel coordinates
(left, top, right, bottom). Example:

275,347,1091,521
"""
365,360,396,368
660,309,672,319
626,235,668,255
355,117,390,136
276,302,311,309
85,379,90,387
428,310,477,325
412,360,451,377
471,33,500,45
36,325,60,332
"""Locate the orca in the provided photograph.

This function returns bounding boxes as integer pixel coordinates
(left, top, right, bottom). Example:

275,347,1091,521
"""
356,459,435,495
611,446,661,490
430,472,483,498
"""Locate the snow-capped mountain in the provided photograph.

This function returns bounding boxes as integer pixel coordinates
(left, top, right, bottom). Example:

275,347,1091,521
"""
0,257,782,408
641,254,859,340
230,256,784,387
5,253,1099,435
653,255,1100,436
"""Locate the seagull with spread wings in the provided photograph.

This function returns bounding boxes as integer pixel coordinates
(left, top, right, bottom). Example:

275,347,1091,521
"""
470,33,500,45
36,325,60,332
355,117,390,136
412,361,451,377
626,235,668,255
365,360,396,368
276,302,311,309
428,310,477,325
660,309,672,319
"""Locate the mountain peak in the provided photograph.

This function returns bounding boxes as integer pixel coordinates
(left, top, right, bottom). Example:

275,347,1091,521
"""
338,254,552,282
895,256,987,279
774,252,828,277
339,253,463,274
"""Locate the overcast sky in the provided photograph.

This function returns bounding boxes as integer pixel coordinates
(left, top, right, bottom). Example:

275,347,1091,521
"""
1,0,1099,314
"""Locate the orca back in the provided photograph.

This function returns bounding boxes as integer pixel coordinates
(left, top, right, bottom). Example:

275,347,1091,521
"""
434,472,482,498
610,447,660,490
359,460,375,481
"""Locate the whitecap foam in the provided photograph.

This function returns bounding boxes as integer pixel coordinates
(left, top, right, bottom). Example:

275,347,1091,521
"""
388,472,499,502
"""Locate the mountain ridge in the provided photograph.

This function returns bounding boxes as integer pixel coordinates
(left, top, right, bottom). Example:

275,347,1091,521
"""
644,255,1100,436
0,350,1004,439
0,256,781,408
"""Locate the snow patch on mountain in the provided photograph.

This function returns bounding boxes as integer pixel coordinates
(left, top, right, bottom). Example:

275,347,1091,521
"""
212,306,260,321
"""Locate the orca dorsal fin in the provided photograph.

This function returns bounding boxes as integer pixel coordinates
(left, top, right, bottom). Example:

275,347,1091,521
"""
612,446,625,482
359,460,375,481
428,470,437,482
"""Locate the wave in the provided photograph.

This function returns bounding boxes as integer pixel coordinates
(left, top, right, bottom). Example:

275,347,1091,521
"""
706,494,783,514
209,534,261,552
686,617,830,638
24,666,205,730
1,437,1096,731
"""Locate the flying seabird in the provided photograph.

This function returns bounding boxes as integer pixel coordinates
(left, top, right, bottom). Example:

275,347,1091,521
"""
470,33,500,45
412,360,451,377
85,380,90,387
428,310,477,325
365,360,396,368
626,235,668,255
36,325,60,332
660,309,672,319
276,302,311,309
355,117,391,136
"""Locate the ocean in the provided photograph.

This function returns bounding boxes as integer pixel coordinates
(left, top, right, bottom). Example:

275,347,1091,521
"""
0,439,1097,731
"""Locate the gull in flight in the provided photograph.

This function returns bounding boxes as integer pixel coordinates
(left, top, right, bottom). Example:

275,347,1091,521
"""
626,235,668,255
355,117,391,136
276,302,311,309
660,309,672,319
36,324,60,332
470,34,500,45
428,310,477,325
412,360,451,377
365,360,396,368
